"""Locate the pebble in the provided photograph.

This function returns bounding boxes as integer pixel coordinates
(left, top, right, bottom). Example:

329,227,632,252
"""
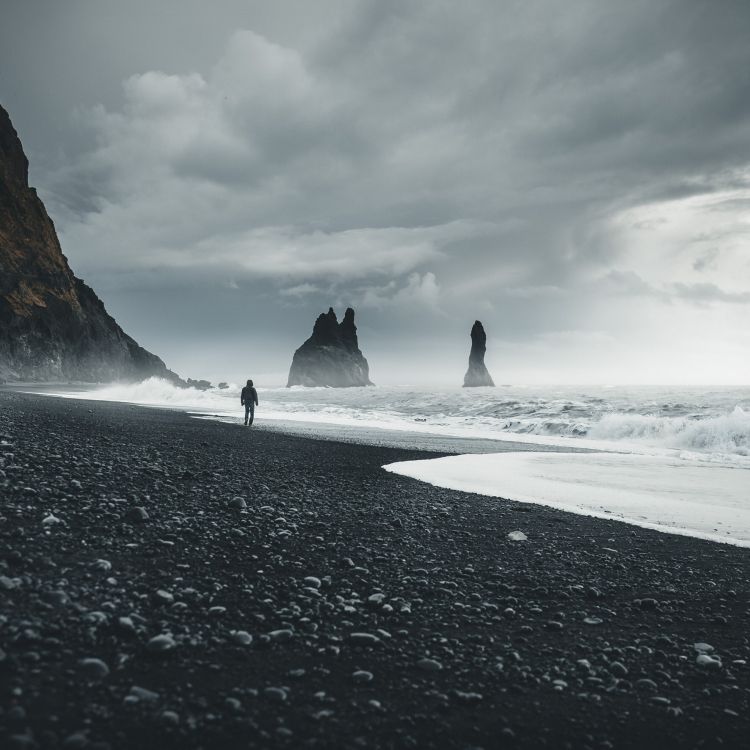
507,530,528,541
352,670,374,683
160,710,180,725
452,690,483,703
128,686,160,703
693,642,714,653
229,497,246,509
635,678,658,692
304,576,322,589
79,657,109,680
117,616,136,633
147,634,176,653
154,589,174,605
125,506,149,523
696,654,722,669
230,630,253,646
42,514,62,526
609,661,628,677
417,658,443,672
263,687,288,702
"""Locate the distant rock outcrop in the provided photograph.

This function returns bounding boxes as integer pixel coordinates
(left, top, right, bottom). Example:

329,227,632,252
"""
0,103,182,383
287,307,373,387
463,320,495,387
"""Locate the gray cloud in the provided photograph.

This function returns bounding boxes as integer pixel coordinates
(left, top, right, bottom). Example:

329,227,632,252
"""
1,0,749,383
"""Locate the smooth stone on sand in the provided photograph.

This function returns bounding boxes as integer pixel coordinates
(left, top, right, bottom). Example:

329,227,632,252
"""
635,678,658,692
128,686,160,703
609,661,628,677
417,658,443,672
304,576,322,589
694,642,714,653
153,589,174,605
230,630,253,646
125,506,149,523
79,657,110,680
352,670,374,683
696,654,722,669
507,531,528,541
263,687,288,702
147,634,176,653
229,497,247,509
42,514,62,526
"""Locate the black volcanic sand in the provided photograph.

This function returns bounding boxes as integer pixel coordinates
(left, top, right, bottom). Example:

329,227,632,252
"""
0,392,748,750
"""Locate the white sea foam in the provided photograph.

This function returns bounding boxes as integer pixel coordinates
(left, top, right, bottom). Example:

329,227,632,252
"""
384,451,750,547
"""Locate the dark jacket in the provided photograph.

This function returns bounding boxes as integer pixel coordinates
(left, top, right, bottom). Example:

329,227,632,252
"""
241,386,258,407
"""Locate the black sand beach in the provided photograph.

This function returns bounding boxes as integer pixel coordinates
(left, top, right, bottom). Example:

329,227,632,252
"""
0,391,748,749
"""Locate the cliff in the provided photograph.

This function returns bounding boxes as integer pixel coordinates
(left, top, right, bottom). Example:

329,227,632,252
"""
287,307,373,387
463,320,495,387
0,103,181,383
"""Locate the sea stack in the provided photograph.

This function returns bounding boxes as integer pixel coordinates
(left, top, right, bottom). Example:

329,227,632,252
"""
0,103,181,383
287,307,373,387
463,320,495,387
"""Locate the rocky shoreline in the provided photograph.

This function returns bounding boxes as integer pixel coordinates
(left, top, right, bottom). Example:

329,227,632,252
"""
0,391,748,749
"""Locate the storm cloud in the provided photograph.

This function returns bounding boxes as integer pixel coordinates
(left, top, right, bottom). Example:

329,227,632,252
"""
1,0,748,384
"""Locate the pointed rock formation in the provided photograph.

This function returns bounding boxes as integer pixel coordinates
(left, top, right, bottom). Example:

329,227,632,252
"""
0,103,181,383
463,320,495,387
287,307,373,387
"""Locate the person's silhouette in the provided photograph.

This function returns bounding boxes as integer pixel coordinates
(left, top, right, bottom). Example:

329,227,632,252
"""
240,379,259,426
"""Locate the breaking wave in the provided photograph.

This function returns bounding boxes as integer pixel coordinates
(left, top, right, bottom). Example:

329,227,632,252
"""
588,408,750,457
41,379,750,463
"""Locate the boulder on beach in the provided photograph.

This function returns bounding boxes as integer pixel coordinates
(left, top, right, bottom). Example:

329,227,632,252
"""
0,103,182,384
463,320,495,387
287,307,373,387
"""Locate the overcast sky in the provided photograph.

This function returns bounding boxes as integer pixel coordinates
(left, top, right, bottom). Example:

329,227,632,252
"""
2,0,749,385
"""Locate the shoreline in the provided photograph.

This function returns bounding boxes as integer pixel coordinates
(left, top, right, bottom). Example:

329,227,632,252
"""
17,385,748,550
1,390,749,748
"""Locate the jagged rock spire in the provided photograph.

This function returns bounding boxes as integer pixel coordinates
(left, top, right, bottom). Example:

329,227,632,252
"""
463,320,495,387
287,307,373,387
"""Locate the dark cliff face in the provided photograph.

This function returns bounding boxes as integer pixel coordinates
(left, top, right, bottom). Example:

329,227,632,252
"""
287,307,373,387
0,104,181,383
463,320,495,387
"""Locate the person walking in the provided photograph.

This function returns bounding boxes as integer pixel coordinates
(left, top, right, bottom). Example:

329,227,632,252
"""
240,379,259,426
